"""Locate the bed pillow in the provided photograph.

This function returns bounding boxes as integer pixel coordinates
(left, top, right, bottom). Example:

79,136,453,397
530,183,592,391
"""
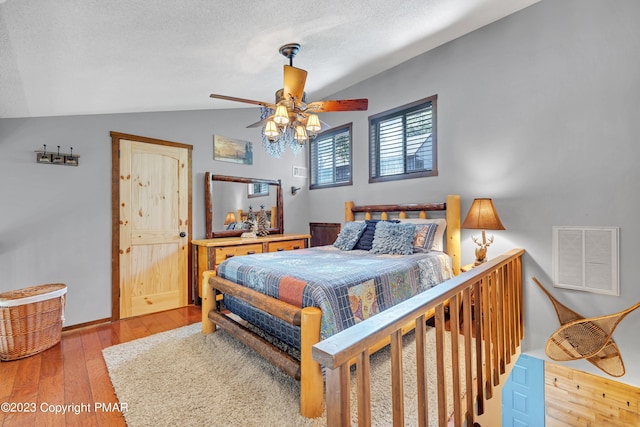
397,218,446,251
370,221,417,255
412,222,439,253
333,221,368,251
353,219,399,251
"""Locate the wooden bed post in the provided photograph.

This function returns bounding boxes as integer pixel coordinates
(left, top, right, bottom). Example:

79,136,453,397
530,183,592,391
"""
300,306,324,418
446,195,461,276
201,270,217,334
345,201,355,222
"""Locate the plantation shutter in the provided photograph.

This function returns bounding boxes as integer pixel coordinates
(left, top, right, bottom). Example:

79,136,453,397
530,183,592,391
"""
310,124,352,189
369,95,437,182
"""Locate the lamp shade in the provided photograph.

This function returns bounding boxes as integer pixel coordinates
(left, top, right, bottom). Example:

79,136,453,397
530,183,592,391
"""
293,125,308,145
264,120,279,139
461,198,505,230
273,105,290,125
305,114,321,133
224,211,236,226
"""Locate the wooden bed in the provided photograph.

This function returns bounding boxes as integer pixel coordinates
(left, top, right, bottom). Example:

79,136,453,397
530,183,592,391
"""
201,195,461,418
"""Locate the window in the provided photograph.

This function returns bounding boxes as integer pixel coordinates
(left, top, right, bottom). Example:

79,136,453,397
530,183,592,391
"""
247,182,269,198
309,123,352,189
369,95,437,183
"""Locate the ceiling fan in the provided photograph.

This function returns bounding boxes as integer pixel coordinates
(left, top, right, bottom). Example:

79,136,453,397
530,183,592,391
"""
210,43,368,150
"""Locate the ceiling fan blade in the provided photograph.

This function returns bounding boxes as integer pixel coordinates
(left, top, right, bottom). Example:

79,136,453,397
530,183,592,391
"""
283,65,307,103
246,117,271,128
306,98,369,113
210,94,276,109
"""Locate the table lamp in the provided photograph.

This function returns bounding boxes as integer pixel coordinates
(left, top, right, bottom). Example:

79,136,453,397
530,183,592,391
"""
461,198,505,265
224,212,236,226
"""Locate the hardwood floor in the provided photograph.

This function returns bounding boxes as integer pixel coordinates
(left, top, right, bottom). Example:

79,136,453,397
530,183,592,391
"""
0,306,201,427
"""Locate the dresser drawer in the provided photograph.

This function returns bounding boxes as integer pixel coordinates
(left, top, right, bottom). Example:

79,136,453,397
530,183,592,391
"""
215,244,263,261
268,239,306,252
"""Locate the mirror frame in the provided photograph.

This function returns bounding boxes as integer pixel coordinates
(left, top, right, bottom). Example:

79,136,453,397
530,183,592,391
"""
204,172,284,238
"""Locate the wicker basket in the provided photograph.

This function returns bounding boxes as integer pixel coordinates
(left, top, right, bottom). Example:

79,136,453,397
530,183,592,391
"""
0,283,67,361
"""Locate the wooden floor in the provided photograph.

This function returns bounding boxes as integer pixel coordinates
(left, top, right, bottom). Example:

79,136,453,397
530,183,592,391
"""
0,305,201,427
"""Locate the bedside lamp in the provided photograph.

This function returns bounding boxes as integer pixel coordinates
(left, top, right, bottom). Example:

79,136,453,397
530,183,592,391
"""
461,198,505,265
223,212,236,226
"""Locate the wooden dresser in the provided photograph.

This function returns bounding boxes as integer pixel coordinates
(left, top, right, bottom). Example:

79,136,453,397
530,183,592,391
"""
191,233,310,298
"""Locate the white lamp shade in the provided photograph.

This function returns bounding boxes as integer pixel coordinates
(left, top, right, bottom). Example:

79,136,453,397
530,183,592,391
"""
294,125,308,144
264,120,279,138
305,114,321,133
273,105,290,125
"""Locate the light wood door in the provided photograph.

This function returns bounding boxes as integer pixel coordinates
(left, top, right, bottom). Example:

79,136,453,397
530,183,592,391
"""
115,134,191,319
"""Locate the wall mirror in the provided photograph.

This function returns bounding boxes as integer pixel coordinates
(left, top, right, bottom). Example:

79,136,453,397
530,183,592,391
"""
205,172,283,238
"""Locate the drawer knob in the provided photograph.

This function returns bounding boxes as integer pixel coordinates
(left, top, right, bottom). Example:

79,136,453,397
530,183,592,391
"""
247,251,256,255
276,248,284,251
225,254,235,259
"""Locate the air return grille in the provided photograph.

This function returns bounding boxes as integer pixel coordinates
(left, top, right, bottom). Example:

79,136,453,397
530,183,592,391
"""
552,226,619,295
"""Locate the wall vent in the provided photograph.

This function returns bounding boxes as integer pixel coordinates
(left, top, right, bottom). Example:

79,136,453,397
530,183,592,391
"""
552,226,619,295
292,166,307,179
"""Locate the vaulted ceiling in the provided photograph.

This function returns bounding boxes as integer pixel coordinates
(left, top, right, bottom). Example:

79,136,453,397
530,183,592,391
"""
0,0,539,119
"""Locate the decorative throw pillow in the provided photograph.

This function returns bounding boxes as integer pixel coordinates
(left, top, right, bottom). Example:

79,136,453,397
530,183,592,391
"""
333,221,368,251
370,221,417,255
397,218,447,251
353,219,400,251
412,223,439,253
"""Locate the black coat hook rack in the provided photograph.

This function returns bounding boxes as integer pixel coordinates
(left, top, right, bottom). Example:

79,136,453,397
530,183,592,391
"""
35,144,79,166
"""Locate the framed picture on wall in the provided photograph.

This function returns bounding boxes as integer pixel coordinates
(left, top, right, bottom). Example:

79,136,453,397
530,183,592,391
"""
213,135,254,165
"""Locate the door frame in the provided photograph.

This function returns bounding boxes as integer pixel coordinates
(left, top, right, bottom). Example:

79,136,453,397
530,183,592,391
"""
111,131,193,321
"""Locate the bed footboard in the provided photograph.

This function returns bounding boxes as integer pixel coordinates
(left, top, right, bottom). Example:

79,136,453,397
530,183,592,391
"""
201,270,324,418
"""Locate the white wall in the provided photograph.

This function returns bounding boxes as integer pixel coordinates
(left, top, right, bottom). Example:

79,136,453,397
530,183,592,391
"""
308,0,640,386
1,0,639,386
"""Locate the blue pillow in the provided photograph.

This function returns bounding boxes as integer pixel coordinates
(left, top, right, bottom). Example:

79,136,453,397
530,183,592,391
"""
333,221,368,251
370,221,417,255
353,219,399,251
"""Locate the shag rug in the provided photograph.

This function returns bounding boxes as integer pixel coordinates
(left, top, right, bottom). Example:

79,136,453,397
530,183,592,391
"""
102,323,469,426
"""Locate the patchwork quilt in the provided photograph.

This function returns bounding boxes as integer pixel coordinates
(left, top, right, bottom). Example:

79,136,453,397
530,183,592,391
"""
217,245,453,346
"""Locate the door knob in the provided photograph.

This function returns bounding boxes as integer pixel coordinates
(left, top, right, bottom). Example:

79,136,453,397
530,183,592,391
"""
179,232,187,238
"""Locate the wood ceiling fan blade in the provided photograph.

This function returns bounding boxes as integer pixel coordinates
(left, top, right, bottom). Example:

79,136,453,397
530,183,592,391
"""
283,65,307,103
246,117,270,128
210,94,276,109
305,98,369,113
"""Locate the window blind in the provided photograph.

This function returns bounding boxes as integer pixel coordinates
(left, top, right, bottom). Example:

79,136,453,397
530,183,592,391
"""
369,95,437,182
310,124,352,189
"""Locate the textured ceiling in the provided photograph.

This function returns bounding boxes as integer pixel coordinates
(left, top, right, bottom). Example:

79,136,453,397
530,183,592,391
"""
0,0,539,119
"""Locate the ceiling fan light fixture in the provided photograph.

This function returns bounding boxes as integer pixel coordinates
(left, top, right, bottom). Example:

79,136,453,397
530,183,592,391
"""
209,43,368,158
264,120,280,140
273,105,290,125
306,114,321,134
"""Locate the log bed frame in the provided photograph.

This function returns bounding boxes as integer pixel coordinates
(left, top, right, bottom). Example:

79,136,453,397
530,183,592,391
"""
201,195,461,418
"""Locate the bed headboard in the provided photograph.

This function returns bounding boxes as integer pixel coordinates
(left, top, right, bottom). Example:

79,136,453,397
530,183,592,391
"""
344,195,461,275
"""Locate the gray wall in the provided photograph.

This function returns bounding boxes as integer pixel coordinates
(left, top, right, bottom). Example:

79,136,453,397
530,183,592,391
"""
0,109,310,328
312,0,640,386
1,0,638,385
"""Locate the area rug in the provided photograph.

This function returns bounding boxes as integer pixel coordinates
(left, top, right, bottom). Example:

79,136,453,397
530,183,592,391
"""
102,323,470,426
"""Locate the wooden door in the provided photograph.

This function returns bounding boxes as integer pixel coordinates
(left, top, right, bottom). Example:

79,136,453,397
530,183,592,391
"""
111,132,192,319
